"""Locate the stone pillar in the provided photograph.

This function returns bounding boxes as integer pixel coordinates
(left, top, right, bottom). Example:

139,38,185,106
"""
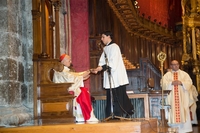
0,0,33,127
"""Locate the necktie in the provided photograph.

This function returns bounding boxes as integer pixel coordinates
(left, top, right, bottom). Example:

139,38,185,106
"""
174,72,180,123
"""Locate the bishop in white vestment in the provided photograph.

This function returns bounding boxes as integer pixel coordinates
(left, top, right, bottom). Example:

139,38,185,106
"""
53,54,98,122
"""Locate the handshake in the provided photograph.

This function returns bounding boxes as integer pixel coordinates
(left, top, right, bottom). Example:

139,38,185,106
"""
89,68,99,74
89,66,103,74
81,66,102,80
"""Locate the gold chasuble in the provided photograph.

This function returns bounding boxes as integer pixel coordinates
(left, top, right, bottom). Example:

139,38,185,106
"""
163,70,193,132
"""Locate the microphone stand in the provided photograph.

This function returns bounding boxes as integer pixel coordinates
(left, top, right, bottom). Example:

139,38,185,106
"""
100,43,131,121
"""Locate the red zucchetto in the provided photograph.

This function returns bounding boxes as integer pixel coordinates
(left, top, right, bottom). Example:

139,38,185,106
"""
60,54,66,61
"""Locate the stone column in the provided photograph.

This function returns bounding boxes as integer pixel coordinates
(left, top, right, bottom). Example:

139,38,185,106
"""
0,0,33,127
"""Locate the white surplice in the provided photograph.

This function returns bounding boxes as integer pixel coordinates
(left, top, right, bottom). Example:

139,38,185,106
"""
162,69,193,133
98,43,129,89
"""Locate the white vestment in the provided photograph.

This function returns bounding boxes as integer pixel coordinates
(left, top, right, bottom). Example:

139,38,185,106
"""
53,66,98,122
189,85,198,124
162,69,193,133
98,43,129,89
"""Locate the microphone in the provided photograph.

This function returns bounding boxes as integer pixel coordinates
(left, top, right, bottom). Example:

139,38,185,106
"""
97,41,103,51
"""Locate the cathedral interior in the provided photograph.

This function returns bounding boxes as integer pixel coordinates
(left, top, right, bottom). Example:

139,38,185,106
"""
0,0,200,132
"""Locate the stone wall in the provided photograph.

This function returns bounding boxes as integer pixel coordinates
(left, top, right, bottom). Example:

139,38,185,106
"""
0,0,71,127
0,0,33,127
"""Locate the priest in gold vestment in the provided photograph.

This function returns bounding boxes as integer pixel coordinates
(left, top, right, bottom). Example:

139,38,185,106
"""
162,60,193,133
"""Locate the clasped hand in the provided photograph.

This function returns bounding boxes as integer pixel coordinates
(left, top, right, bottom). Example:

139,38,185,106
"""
172,80,182,85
